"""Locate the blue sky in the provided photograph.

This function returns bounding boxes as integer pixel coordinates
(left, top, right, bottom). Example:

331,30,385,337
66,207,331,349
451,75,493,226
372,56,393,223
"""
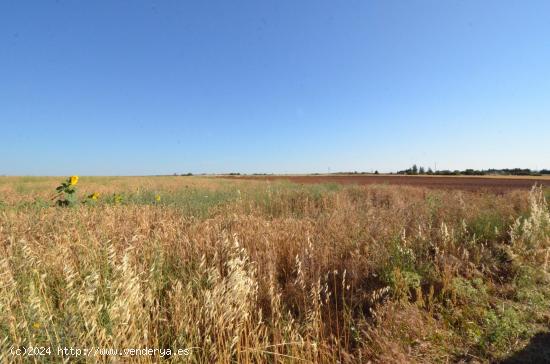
1,0,549,175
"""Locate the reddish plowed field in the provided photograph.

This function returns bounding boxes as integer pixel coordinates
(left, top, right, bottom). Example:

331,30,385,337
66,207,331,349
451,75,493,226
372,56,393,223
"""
227,175,550,192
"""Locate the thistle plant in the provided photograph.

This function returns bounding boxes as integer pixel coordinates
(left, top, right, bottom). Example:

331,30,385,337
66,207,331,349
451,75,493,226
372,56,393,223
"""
53,176,79,207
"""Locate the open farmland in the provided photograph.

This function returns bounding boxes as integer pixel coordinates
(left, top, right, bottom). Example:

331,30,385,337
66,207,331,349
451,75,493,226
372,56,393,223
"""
229,174,550,192
1,176,549,363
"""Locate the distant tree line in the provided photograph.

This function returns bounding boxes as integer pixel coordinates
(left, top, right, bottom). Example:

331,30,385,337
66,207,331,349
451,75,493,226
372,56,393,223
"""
167,169,550,177
396,165,550,176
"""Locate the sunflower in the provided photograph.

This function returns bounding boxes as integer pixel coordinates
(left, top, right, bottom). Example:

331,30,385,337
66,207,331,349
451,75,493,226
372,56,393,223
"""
155,194,161,202
91,192,100,200
70,176,79,186
114,194,123,204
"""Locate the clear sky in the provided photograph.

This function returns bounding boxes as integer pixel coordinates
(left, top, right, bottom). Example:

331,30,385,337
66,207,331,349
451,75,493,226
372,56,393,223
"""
1,1,549,175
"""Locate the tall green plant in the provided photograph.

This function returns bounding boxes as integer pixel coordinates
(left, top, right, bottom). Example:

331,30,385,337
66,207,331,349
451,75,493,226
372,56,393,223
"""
53,176,79,207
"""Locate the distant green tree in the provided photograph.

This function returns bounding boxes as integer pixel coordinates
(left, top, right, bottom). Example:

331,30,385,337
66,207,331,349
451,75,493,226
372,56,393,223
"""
412,164,418,175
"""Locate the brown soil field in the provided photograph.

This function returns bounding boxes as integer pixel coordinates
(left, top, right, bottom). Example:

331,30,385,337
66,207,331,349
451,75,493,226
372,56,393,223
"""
226,174,550,192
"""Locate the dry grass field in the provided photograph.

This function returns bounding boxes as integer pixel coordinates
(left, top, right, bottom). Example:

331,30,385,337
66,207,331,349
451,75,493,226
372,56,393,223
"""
1,176,549,363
